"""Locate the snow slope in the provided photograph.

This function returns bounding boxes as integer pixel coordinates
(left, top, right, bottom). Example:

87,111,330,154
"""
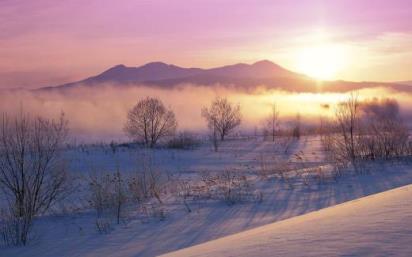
162,184,412,257
2,164,412,257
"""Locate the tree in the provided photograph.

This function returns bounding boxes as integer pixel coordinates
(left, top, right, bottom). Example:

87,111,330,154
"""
266,102,279,142
292,113,301,139
335,92,360,161
124,97,177,148
0,112,69,245
201,97,241,141
360,98,409,159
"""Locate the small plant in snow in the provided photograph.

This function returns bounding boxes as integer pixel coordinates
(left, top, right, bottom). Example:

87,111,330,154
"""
95,218,112,234
200,170,256,205
88,171,128,227
176,179,193,213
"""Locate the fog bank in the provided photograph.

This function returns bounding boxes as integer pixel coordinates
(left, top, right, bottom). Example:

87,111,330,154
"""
1,84,411,142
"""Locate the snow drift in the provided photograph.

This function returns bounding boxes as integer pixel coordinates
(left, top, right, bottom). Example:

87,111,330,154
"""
162,184,412,257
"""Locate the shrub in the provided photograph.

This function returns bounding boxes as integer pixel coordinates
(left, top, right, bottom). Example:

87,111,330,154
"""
0,112,69,245
167,132,200,150
322,94,412,175
200,171,255,205
88,171,127,225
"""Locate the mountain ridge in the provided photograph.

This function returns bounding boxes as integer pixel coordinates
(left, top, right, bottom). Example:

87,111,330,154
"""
37,60,412,93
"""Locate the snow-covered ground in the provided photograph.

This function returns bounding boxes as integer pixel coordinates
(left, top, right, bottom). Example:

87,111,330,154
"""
66,136,323,175
1,136,412,257
162,184,412,257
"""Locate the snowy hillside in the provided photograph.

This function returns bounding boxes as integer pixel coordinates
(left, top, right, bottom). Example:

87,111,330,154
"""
163,184,412,257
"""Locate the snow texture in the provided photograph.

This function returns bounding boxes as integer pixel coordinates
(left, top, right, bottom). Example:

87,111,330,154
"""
163,184,412,257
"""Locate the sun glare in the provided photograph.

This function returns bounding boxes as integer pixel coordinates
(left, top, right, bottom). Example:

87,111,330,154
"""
296,44,347,80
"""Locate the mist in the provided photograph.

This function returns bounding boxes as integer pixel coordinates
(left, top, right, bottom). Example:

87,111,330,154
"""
1,84,411,142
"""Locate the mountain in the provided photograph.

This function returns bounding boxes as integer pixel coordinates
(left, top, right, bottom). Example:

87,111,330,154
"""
396,81,412,86
202,60,299,78
39,60,306,90
87,62,204,83
38,60,412,93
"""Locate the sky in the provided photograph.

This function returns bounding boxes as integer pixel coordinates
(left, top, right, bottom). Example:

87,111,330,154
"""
1,0,412,88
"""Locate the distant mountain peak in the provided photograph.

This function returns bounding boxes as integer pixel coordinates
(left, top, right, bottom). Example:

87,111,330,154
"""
113,64,126,68
252,60,285,70
253,60,275,66
142,61,170,68
104,64,127,71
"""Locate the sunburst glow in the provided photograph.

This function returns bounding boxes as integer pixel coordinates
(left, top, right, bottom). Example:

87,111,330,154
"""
296,44,348,80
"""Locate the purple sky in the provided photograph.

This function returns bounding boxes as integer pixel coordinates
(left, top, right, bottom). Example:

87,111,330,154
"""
1,0,412,88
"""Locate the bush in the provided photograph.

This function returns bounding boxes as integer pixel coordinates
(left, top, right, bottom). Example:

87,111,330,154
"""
322,95,412,174
128,170,164,204
95,218,112,234
88,172,127,225
167,132,200,149
0,113,69,246
128,155,165,205
200,171,256,205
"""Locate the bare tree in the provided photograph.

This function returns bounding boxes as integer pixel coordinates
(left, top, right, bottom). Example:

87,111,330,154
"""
0,112,69,245
323,95,411,173
124,97,177,148
201,97,241,141
266,102,279,142
359,98,409,159
335,92,360,161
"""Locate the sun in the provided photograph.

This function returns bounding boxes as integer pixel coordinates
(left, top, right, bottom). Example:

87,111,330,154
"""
296,44,347,80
